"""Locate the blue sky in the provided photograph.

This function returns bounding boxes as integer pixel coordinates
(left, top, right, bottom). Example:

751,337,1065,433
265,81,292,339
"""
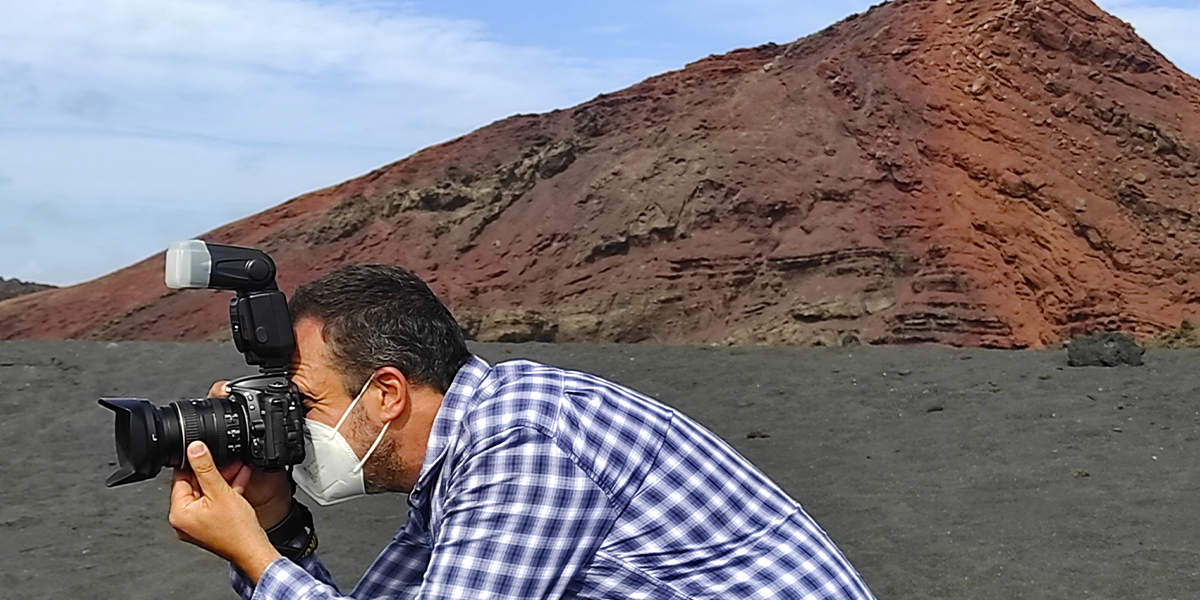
2,0,1197,286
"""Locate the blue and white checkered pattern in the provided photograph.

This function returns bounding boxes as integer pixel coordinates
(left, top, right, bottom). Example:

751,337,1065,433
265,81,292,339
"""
233,356,876,599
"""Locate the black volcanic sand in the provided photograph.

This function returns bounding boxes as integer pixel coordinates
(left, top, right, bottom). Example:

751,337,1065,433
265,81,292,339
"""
4,341,1200,599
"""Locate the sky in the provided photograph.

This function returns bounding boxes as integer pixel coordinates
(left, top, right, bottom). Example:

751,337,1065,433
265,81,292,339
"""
2,0,1198,287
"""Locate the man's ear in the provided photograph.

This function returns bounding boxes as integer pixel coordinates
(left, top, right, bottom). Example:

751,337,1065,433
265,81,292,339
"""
372,366,410,422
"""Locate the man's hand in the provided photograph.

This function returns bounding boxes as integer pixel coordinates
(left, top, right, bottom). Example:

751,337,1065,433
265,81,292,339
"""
208,380,295,530
170,441,282,583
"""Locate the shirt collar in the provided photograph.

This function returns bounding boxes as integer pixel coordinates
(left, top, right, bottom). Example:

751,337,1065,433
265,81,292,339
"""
410,355,492,503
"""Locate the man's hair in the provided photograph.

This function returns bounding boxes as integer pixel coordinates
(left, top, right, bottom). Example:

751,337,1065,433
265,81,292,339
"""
289,264,471,395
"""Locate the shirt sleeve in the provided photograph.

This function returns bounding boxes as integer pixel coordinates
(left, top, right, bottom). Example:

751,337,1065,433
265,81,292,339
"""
229,554,343,600
416,426,614,600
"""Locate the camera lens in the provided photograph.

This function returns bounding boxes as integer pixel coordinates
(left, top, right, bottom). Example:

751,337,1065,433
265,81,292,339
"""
98,397,246,487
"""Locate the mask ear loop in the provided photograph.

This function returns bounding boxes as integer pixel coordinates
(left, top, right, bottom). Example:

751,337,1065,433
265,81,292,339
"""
335,374,393,475
353,421,391,475
334,376,375,433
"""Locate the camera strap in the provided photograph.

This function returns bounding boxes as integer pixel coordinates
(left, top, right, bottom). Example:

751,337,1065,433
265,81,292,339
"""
266,500,318,562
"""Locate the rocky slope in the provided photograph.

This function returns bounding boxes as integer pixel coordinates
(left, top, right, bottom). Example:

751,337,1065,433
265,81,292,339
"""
2,0,1199,348
0,278,56,303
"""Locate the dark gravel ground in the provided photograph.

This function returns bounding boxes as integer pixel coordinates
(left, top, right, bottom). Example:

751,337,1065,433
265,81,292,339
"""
3,340,1199,599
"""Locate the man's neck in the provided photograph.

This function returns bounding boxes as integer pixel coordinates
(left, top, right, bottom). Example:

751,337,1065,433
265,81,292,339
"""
394,386,445,493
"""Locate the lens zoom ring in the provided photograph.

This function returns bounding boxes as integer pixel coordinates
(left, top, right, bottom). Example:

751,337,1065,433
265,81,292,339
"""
179,402,202,446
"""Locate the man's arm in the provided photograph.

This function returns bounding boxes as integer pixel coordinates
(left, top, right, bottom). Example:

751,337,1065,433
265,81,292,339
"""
169,441,282,583
180,382,346,599
173,442,354,600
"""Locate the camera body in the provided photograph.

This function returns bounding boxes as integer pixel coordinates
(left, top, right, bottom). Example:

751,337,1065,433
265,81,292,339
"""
99,241,306,487
224,373,305,470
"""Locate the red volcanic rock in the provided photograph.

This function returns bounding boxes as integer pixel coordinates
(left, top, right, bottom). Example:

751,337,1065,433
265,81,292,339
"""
3,0,1200,348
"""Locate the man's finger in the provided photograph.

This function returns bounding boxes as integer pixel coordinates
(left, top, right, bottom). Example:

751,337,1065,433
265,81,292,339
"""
208,380,231,398
186,441,228,498
170,468,197,507
220,462,245,482
230,463,253,496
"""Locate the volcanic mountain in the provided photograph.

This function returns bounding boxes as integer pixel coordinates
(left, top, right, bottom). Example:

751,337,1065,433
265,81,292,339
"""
4,0,1200,348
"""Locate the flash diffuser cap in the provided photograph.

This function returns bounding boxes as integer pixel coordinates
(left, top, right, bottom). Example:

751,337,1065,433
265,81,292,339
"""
165,240,212,289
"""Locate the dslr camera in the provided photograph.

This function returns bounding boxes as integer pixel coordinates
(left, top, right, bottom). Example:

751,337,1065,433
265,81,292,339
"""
98,240,305,487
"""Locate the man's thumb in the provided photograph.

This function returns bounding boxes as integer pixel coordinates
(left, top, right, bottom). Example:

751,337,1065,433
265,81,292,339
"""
187,441,226,495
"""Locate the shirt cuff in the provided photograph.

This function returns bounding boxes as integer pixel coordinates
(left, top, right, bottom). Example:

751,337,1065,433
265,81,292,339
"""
230,555,339,600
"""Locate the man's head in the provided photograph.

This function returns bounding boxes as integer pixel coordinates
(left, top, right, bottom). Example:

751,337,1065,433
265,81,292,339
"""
288,264,471,396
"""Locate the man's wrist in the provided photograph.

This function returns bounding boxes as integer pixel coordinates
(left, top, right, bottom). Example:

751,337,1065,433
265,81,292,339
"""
265,500,318,562
260,496,295,531
236,545,285,586
257,475,297,530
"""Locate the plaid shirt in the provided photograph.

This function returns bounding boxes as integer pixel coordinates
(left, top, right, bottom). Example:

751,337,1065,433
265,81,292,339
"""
234,356,876,599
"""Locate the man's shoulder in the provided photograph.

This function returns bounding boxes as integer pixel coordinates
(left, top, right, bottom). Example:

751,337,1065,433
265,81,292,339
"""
477,360,670,416
477,359,572,403
454,359,568,437
455,359,672,442
453,359,676,505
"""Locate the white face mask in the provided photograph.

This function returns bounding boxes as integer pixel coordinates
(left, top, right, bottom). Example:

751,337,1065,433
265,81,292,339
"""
293,376,392,506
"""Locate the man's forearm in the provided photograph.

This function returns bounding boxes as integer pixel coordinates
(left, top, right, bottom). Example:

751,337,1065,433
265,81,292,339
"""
232,554,345,600
236,544,285,585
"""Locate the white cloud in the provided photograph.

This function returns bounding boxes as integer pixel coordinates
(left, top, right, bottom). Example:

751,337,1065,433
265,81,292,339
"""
0,0,657,286
0,0,642,145
0,127,388,285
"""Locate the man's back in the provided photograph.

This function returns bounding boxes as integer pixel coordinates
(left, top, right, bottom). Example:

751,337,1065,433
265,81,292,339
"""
396,357,876,599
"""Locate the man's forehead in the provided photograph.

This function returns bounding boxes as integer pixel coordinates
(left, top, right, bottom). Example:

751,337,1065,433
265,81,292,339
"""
291,317,330,371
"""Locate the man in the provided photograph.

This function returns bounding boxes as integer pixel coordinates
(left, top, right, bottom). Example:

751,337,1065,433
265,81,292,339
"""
169,264,877,599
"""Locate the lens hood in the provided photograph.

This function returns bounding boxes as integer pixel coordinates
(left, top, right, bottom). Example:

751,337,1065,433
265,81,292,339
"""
98,398,177,487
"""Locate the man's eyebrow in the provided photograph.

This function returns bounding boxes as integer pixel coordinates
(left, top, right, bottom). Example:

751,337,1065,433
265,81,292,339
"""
289,375,311,395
